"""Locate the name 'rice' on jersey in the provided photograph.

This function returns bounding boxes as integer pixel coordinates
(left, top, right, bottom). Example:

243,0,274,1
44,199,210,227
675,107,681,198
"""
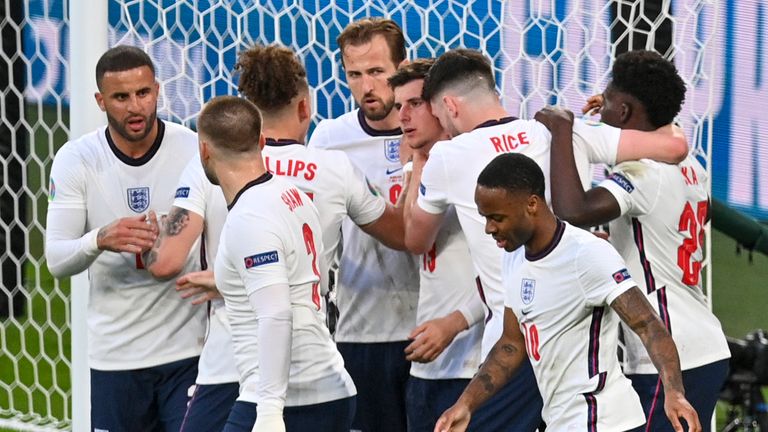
503,221,645,432
214,173,356,405
47,120,206,370
598,154,730,375
308,109,419,343
417,116,621,358
262,138,387,296
172,156,238,385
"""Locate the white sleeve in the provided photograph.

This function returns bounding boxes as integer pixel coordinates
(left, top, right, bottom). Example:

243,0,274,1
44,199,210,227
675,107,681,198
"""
575,236,636,307
45,207,101,277
171,157,208,218
416,147,450,215
247,283,292,417
341,152,387,226
45,144,102,277
458,285,487,327
230,218,290,294
572,119,621,165
598,161,661,217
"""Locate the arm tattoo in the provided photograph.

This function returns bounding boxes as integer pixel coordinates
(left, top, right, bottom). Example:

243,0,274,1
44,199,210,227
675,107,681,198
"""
165,208,190,236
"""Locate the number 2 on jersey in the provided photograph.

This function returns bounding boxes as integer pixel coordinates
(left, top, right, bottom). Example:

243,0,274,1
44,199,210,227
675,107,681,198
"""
302,223,322,310
677,200,708,285
521,322,541,361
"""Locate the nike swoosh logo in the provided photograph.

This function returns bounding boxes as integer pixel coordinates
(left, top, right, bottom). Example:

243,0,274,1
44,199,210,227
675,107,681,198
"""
386,167,403,175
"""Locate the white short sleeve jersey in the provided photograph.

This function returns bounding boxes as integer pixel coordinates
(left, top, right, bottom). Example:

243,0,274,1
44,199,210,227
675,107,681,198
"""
214,173,355,406
598,154,729,374
172,157,238,384
417,117,621,358
262,138,387,295
308,110,419,342
47,120,206,370
504,221,645,431
410,206,483,380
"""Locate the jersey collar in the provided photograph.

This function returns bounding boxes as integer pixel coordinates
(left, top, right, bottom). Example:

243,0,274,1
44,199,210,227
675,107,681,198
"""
526,219,566,262
265,138,303,147
227,172,274,211
105,118,165,167
473,116,518,131
357,109,402,137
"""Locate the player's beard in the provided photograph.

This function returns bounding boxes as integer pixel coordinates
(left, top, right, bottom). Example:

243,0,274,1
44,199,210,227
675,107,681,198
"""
107,110,157,143
360,94,395,122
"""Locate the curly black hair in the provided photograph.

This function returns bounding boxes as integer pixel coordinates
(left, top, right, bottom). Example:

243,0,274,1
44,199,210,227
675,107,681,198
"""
610,50,686,128
235,44,307,113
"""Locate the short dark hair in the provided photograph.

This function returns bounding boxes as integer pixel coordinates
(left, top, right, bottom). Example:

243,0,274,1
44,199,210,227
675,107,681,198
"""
477,153,546,199
197,96,262,154
95,45,155,90
337,18,406,67
235,44,308,113
387,58,435,89
610,50,686,128
422,49,495,102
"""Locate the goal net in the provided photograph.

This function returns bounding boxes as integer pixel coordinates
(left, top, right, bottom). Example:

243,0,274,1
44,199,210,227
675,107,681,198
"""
0,0,721,430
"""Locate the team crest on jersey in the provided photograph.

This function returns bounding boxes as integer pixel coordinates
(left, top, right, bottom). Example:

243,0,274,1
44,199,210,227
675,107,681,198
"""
127,187,150,213
612,268,631,283
384,139,400,162
521,278,536,304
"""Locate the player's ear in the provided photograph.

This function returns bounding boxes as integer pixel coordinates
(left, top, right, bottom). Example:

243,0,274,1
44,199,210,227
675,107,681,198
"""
297,96,310,123
397,58,410,70
94,92,106,112
619,102,632,124
258,133,266,151
443,95,459,118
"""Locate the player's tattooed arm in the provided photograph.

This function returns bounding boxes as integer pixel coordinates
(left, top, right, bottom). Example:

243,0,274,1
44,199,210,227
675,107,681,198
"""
144,207,204,280
442,308,527,416
611,286,701,432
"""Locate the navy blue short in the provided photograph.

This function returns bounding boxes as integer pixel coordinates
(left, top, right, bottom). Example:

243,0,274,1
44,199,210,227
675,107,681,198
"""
629,359,729,432
406,376,470,432
337,341,411,432
468,359,543,432
221,396,356,432
90,356,199,432
179,382,239,432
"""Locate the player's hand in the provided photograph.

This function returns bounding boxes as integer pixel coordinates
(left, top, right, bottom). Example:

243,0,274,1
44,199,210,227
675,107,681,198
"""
176,270,222,305
663,390,701,432
582,93,604,115
434,402,471,432
534,106,574,133
405,313,466,363
96,214,158,254
251,412,285,432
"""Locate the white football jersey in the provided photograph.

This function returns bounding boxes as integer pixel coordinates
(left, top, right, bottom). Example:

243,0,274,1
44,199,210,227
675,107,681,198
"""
418,117,621,357
214,173,356,406
599,154,729,374
504,221,645,431
308,109,419,342
47,120,206,370
262,138,387,294
172,156,239,385
410,206,483,380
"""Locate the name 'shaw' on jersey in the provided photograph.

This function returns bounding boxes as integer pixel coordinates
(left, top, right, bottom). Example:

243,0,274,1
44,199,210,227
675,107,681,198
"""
264,156,317,180
281,187,305,212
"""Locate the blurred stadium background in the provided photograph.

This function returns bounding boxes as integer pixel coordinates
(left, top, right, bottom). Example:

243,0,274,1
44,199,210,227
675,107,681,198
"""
1,0,766,430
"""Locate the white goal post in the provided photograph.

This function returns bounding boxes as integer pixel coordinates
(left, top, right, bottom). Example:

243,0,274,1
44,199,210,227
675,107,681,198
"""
0,1,720,430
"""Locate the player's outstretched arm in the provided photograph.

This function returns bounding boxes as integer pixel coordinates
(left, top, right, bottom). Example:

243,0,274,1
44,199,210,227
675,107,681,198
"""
360,203,407,250
434,307,527,432
144,207,203,280
403,151,443,254
611,287,701,432
536,106,622,228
